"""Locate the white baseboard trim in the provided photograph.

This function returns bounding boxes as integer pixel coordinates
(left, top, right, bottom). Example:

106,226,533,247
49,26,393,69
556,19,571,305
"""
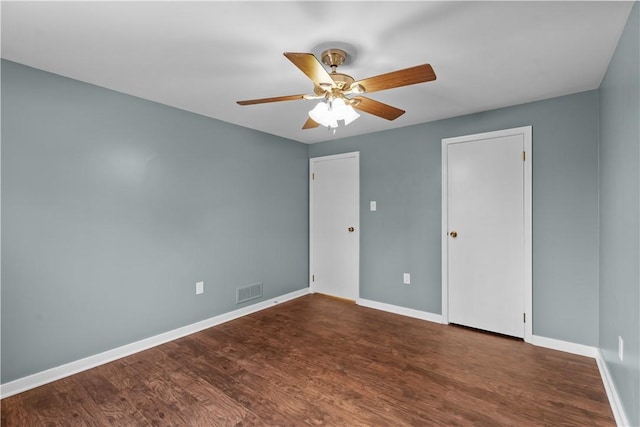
595,349,630,427
2,290,629,427
356,298,443,324
529,334,598,358
0,287,311,399
353,299,629,426
528,336,631,426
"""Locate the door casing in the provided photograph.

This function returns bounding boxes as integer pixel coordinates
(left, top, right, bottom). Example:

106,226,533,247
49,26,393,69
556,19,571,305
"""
441,126,532,342
309,151,360,300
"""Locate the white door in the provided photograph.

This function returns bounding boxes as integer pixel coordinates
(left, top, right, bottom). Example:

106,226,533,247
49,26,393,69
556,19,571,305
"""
442,127,532,339
310,152,359,300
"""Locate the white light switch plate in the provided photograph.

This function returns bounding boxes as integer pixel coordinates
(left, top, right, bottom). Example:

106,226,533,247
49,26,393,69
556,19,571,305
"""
196,281,204,295
618,336,624,361
403,273,410,284
370,201,377,211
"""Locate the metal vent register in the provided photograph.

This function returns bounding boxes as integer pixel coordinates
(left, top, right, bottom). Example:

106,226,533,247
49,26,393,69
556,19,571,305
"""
236,282,263,304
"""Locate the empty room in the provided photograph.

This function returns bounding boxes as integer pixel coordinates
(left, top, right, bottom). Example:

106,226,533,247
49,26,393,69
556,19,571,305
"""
1,1,639,426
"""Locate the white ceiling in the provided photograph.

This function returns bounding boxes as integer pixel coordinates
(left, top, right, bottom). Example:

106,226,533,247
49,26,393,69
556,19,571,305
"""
1,1,634,144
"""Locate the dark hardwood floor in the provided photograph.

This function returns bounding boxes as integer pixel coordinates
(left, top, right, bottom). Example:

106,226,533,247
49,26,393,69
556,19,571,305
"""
2,294,614,426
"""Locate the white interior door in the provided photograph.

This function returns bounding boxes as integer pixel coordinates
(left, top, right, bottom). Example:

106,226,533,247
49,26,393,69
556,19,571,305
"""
310,152,359,300
442,127,531,339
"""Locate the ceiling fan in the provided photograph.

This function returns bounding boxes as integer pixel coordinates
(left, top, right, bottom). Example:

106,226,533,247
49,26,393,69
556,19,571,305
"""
236,48,436,130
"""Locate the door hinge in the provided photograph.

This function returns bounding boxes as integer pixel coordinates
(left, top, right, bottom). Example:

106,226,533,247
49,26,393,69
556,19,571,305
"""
523,312,526,323
312,173,315,180
523,151,526,161
312,275,315,282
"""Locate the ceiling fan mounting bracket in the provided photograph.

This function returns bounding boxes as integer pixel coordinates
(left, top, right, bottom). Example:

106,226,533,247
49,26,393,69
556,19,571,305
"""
321,48,347,70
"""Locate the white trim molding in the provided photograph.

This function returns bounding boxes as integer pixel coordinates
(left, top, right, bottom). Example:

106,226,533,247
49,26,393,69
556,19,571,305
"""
2,289,628,427
309,151,360,300
441,126,533,342
358,300,629,427
595,350,631,427
0,287,311,399
528,336,628,426
529,334,598,358
515,334,631,426
357,298,442,324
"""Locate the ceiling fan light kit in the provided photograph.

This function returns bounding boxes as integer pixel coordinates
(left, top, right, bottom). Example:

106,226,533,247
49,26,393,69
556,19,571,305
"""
236,47,436,132
308,98,360,129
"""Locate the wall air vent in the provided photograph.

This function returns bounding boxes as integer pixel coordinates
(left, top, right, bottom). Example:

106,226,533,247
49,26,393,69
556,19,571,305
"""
237,282,263,304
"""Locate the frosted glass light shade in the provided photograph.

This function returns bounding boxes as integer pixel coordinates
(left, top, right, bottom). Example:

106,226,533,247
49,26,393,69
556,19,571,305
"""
308,98,359,128
342,105,360,125
308,101,337,128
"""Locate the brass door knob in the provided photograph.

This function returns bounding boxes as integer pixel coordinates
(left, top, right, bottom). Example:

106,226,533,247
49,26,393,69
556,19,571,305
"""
348,227,355,232
449,231,458,238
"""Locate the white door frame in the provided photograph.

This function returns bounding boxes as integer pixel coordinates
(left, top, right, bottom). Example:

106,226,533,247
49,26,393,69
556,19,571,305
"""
441,126,532,342
309,151,360,299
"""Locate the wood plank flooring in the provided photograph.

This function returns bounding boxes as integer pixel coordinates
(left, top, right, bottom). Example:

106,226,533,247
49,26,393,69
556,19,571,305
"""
2,294,615,426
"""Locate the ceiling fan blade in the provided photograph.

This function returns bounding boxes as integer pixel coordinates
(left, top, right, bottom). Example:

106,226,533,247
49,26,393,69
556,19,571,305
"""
353,64,436,94
302,117,320,129
351,96,405,121
236,94,307,106
284,52,336,88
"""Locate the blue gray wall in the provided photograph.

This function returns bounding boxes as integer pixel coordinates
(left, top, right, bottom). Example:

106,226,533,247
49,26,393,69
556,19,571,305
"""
599,2,640,425
1,60,309,383
309,90,601,347
3,8,639,418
